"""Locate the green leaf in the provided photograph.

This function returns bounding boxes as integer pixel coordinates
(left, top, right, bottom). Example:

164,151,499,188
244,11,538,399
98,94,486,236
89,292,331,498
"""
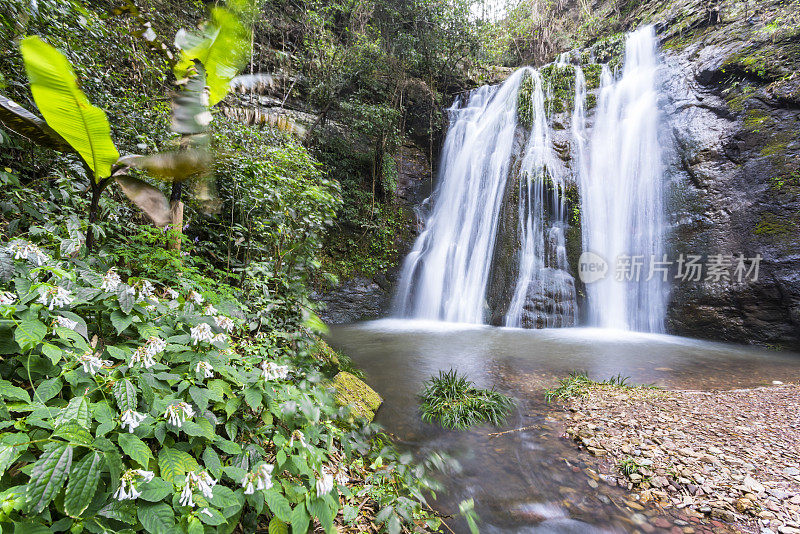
138,476,172,502
14,317,46,351
290,503,309,534
116,285,135,314
188,516,204,534
268,517,288,534
264,489,292,523
114,175,172,227
64,451,102,517
56,396,90,429
118,433,153,468
53,422,93,444
202,447,221,478
0,379,30,403
34,377,61,402
157,447,197,484
110,310,136,334
26,442,72,513
98,500,137,524
197,506,226,526
137,502,176,534
243,387,262,410
114,379,137,412
0,433,29,477
40,343,64,365
174,7,249,106
308,497,333,532
209,485,242,518
13,522,51,534
20,36,119,180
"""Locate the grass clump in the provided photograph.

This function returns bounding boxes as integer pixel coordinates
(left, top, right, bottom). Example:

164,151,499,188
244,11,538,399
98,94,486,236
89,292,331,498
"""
419,369,515,430
545,370,641,402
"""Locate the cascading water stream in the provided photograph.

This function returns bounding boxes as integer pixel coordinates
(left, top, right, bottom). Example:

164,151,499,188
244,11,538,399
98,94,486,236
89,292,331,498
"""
578,26,666,332
394,69,532,323
394,26,667,333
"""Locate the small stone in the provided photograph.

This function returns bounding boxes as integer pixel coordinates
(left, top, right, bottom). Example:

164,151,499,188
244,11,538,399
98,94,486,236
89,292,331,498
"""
736,498,753,512
784,467,800,477
711,508,736,522
744,475,765,494
588,479,599,489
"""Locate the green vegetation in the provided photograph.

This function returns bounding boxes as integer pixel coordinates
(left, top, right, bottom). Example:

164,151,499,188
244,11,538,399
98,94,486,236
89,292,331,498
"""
418,370,515,430
545,371,651,402
0,0,478,532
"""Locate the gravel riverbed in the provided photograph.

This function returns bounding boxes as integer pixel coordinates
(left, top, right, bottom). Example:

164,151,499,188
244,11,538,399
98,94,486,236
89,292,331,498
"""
553,384,800,534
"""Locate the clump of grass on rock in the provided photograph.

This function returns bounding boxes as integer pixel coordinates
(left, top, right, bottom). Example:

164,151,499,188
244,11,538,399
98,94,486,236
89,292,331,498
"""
419,369,515,430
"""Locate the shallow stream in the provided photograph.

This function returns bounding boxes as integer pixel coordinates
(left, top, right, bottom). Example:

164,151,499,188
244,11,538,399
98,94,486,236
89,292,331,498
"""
328,321,800,533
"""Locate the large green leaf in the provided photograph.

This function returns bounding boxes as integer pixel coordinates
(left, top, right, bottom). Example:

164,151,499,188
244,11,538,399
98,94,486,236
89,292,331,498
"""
0,95,74,152
174,7,249,106
26,442,73,513
19,36,119,181
118,433,153,468
113,379,137,412
157,447,197,484
114,175,172,227
137,502,176,534
14,317,46,352
64,451,102,517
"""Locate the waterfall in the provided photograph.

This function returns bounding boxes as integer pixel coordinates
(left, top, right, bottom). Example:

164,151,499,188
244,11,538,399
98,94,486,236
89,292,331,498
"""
394,26,667,333
394,69,532,323
578,26,667,332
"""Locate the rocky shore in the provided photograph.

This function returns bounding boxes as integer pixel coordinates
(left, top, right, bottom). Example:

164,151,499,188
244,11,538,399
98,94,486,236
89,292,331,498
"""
553,383,800,533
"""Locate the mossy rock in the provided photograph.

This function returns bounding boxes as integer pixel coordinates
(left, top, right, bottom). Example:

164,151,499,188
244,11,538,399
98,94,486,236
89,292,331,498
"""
309,338,339,366
331,371,382,421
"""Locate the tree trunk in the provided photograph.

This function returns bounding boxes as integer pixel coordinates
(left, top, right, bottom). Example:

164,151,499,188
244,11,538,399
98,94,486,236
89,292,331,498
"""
169,181,183,250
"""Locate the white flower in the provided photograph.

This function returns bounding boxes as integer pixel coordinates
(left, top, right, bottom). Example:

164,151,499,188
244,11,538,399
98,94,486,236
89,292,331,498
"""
254,463,274,491
101,269,122,292
241,463,274,495
335,468,349,486
114,469,152,501
189,291,204,305
55,315,78,330
78,351,111,375
181,471,216,507
179,478,194,507
200,508,213,518
120,409,147,433
203,304,217,316
37,285,73,310
10,241,47,265
0,291,15,306
211,333,228,345
261,361,289,381
113,484,129,501
190,323,214,345
130,336,166,368
289,430,307,449
315,467,334,497
214,315,235,333
195,361,213,379
135,469,155,482
138,280,154,299
165,402,194,427
165,288,179,300
241,474,255,495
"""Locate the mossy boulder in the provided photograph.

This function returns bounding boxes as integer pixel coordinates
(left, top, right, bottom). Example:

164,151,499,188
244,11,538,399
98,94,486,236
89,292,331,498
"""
330,371,383,421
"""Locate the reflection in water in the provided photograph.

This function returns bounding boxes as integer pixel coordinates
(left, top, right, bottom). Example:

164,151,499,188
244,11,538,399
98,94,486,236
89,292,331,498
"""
327,321,800,533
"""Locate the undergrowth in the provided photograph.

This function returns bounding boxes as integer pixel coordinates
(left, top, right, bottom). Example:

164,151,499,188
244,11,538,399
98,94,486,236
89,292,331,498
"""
418,370,514,430
544,371,655,402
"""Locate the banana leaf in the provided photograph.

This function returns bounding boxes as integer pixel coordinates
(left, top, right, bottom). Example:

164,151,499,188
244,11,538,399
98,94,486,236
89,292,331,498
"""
20,36,119,181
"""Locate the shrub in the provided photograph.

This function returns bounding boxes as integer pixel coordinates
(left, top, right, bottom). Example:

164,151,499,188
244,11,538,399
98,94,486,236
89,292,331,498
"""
0,229,442,533
418,370,515,430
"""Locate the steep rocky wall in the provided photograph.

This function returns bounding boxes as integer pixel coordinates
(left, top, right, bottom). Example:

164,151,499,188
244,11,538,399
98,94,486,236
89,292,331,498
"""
648,0,800,348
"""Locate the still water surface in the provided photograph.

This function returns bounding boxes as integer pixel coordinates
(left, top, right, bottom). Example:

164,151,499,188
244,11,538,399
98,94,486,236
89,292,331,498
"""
328,320,800,533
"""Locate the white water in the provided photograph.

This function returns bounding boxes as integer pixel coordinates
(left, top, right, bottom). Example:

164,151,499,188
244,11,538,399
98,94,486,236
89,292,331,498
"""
395,26,667,332
394,69,531,323
578,26,666,332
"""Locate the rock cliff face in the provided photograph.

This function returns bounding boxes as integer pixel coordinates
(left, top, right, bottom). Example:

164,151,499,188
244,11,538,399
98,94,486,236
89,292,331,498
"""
649,0,800,348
